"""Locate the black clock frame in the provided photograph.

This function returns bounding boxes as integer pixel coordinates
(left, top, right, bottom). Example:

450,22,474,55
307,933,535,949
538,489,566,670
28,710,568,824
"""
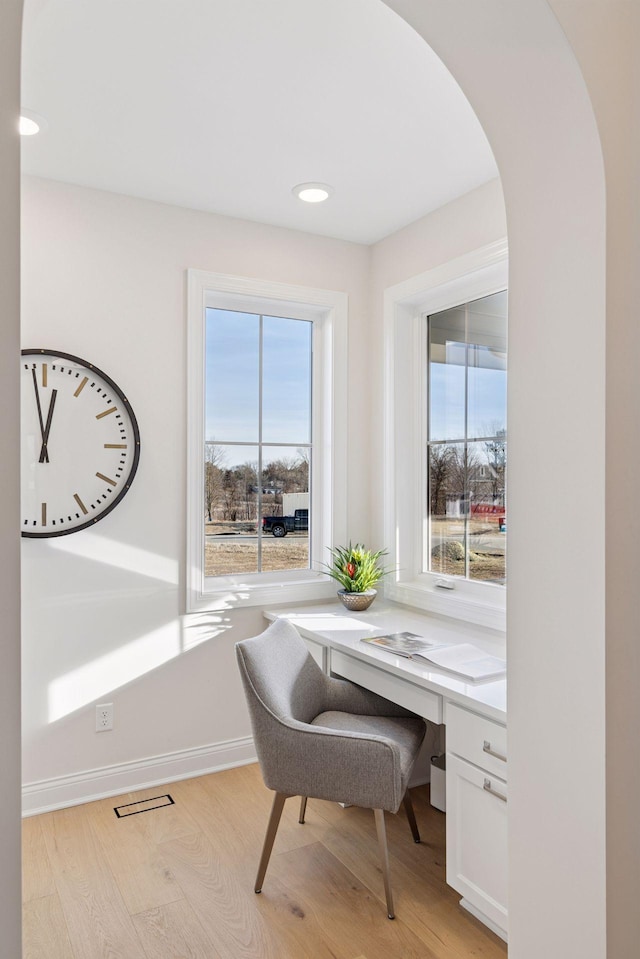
21,348,141,538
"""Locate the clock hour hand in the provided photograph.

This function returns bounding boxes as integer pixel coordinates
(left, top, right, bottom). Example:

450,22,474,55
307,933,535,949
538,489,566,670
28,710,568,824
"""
31,367,49,463
38,389,57,464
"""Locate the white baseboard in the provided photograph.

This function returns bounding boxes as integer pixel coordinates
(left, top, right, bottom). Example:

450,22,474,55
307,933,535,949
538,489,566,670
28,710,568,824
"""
22,736,256,817
460,898,508,942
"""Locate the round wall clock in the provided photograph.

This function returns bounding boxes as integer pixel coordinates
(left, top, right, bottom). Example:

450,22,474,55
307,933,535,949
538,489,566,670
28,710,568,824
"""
21,349,141,537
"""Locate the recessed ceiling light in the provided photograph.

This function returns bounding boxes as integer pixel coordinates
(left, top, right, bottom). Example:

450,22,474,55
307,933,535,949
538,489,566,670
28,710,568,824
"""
292,182,333,203
19,110,48,136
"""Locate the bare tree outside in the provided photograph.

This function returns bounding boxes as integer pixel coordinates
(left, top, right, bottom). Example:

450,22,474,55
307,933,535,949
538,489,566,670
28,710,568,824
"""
429,444,453,516
483,429,506,504
204,443,225,522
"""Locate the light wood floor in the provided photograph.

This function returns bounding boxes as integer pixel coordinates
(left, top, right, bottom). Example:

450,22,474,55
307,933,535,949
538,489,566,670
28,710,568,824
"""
23,763,507,959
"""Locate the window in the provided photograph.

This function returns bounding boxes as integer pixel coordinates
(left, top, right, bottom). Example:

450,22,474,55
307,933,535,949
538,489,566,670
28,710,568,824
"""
205,308,312,577
427,291,507,584
383,241,508,629
187,271,347,612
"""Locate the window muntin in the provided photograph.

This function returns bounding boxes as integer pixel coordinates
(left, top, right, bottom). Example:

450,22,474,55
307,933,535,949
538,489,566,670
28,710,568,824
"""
205,308,312,578
426,290,507,585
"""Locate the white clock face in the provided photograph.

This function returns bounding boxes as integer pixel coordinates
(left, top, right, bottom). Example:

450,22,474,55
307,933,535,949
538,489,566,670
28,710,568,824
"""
21,350,140,537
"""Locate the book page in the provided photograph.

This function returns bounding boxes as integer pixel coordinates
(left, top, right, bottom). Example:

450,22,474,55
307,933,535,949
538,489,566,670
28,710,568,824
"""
415,643,505,681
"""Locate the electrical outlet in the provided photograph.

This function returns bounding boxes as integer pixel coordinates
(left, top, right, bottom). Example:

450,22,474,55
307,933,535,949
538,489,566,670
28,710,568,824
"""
95,703,114,732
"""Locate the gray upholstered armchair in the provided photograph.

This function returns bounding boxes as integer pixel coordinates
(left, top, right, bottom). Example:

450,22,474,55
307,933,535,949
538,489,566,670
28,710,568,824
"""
235,617,427,918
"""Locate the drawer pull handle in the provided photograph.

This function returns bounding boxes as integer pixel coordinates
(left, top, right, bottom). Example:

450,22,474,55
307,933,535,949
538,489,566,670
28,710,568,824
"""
483,740,507,763
483,778,507,803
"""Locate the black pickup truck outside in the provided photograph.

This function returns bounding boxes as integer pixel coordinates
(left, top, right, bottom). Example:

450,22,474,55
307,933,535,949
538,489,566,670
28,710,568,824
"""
261,508,308,537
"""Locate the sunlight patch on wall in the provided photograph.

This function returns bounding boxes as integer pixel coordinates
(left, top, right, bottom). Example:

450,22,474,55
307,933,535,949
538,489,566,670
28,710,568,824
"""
50,531,179,585
181,613,233,652
48,623,180,722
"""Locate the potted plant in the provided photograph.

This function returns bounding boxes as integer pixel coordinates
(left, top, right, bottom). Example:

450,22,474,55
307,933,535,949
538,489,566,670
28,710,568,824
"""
323,543,389,610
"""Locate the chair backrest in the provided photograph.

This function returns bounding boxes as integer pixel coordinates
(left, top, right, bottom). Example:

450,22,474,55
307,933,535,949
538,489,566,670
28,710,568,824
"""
236,618,326,724
235,618,328,787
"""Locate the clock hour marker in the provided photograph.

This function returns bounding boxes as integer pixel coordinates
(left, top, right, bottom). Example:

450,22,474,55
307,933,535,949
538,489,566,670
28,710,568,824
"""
104,443,128,449
42,364,47,388
73,493,88,515
41,503,47,526
74,376,88,397
96,406,117,419
96,472,117,486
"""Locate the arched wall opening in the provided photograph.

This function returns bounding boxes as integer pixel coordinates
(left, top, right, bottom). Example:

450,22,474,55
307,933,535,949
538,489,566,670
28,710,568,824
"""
382,2,607,957
2,1,614,957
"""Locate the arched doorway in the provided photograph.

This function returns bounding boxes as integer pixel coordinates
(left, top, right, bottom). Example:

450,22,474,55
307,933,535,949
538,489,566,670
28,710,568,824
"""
382,3,606,957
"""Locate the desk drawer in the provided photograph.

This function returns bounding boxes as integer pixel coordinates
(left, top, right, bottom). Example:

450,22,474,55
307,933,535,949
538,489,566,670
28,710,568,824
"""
446,702,507,779
330,650,443,724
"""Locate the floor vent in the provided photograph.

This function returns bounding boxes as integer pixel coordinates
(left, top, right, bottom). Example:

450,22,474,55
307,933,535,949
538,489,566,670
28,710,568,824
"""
114,794,175,818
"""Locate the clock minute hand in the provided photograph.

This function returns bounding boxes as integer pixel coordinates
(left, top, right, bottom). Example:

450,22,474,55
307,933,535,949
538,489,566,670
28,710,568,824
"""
31,367,49,463
38,389,57,464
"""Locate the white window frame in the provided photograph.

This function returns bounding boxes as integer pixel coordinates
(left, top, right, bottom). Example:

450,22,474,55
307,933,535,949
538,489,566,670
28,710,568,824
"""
383,240,508,631
186,270,347,612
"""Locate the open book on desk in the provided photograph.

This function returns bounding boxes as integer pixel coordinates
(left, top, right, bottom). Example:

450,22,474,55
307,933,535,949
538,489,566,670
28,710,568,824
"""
361,631,506,683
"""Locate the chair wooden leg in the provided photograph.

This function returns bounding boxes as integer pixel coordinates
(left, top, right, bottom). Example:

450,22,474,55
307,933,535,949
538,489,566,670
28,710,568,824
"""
373,808,395,919
255,792,289,893
403,790,421,843
299,796,308,824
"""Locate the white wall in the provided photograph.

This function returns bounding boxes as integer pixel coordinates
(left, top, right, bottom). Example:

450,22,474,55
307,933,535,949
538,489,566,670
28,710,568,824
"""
21,175,504,808
21,175,371,808
21,169,510,807
371,177,506,293
0,1,23,954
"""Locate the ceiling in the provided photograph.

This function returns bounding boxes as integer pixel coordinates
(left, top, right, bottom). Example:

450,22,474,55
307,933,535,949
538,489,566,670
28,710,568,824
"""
21,0,498,245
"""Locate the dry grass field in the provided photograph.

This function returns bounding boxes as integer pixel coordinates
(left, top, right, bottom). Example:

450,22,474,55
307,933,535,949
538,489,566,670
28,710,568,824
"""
205,524,309,576
429,519,506,582
204,520,505,582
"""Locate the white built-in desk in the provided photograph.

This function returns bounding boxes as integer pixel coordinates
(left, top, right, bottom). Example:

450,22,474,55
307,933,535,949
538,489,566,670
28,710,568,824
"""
264,600,508,941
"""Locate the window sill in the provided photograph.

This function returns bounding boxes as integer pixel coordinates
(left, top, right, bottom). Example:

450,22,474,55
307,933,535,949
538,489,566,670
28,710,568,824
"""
385,580,506,632
186,572,337,613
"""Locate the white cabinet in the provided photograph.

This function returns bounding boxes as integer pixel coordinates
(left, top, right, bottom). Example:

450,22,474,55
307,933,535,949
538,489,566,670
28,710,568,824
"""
446,703,508,939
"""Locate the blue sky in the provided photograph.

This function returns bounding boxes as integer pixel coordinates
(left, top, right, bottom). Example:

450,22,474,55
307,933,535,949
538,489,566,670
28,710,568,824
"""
205,309,311,467
430,353,506,444
205,309,506,469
